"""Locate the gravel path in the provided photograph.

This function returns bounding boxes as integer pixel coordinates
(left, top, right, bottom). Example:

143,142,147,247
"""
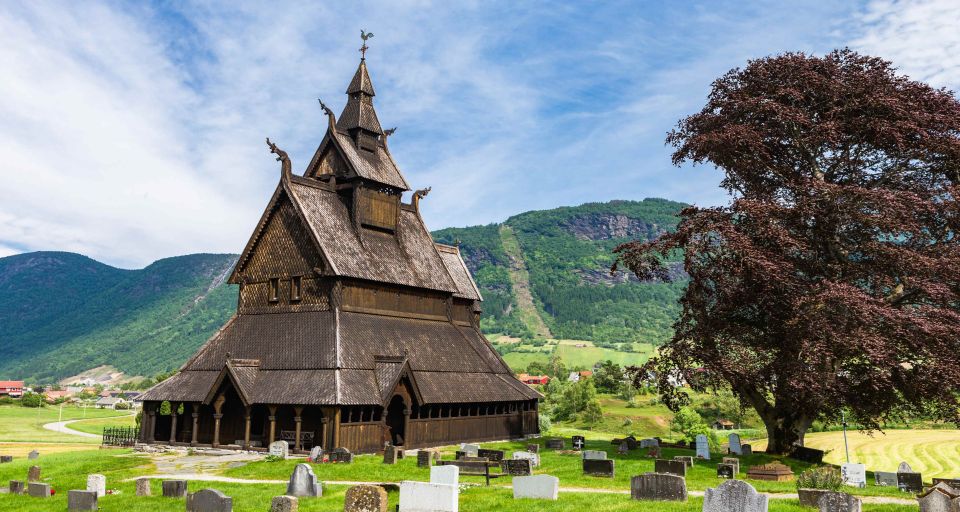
41,419,101,439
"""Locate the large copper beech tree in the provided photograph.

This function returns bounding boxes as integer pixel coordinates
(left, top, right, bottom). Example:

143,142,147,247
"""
614,49,960,454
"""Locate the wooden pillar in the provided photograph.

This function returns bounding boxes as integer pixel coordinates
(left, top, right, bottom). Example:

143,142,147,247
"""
320,415,329,451
212,394,225,448
333,407,341,449
190,404,200,446
267,405,277,445
243,406,252,449
293,406,304,452
144,404,157,442
402,407,411,447
168,402,180,444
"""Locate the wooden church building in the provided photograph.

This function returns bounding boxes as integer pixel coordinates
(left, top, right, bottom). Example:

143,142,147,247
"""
139,49,540,454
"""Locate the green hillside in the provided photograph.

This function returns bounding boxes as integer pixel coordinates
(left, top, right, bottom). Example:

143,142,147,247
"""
0,199,687,383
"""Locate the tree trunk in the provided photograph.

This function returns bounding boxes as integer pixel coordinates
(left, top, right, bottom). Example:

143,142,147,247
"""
762,413,813,454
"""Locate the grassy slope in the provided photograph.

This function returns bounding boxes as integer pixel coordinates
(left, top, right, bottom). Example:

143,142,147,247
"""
0,404,129,444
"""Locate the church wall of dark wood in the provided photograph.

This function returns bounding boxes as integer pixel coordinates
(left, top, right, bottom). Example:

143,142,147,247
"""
341,281,449,320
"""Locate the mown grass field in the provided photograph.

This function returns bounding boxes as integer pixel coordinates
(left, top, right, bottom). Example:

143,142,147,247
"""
496,337,654,372
67,414,137,435
0,404,129,444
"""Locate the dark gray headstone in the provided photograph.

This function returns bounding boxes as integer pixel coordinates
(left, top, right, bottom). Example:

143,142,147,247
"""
330,447,353,464
162,479,188,498
546,439,565,449
583,459,615,478
618,442,629,455
27,482,50,498
526,444,540,454
631,472,687,502
817,491,861,512
287,463,321,497
898,472,923,493
703,480,768,512
654,458,687,477
674,456,695,468
741,444,753,456
186,488,233,512
874,472,898,486
9,480,25,495
0,455,12,463
718,463,737,479
477,449,505,461
68,489,98,511
790,446,825,464
270,495,299,512
933,478,960,490
502,458,533,476
417,450,433,468
572,435,585,450
27,465,40,482
383,445,399,465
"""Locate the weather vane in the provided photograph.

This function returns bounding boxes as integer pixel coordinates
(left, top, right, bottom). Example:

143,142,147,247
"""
360,30,373,59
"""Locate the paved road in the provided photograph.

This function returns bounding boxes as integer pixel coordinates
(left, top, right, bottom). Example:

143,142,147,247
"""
42,418,102,439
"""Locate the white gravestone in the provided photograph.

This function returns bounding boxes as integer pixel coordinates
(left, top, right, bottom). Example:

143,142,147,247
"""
582,450,607,460
840,463,866,488
696,434,711,460
399,481,458,512
512,451,540,467
269,441,289,458
430,465,459,486
513,475,559,500
86,474,106,497
728,433,742,455
897,462,913,473
459,443,480,457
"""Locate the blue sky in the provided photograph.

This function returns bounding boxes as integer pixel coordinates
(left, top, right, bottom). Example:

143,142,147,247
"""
1,1,958,268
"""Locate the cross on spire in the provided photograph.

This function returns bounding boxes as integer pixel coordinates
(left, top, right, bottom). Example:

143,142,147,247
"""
360,30,374,59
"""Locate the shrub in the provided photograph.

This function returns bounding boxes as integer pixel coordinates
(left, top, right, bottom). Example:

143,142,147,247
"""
538,414,552,433
114,401,131,410
796,466,843,491
20,392,43,408
264,454,285,463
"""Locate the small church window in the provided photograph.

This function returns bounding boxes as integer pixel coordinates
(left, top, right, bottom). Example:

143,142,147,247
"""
269,278,280,303
291,276,302,302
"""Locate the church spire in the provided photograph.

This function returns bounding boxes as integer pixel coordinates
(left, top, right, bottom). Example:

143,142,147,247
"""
337,54,384,137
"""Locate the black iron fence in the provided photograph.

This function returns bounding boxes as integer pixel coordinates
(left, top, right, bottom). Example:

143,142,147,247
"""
102,426,140,447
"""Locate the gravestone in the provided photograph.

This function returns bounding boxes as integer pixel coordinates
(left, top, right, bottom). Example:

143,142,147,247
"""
718,463,737,479
696,434,711,459
723,457,741,475
86,474,106,497
398,481,458,512
741,444,753,456
270,495,299,512
417,450,434,468
898,462,914,473
28,450,39,460
817,491,861,512
631,472,687,502
431,465,459,486
654,458,687,477
625,436,639,450
572,435,585,450
791,446,825,464
874,472,898,486
546,438,564,450
933,478,960,489
0,455,12,463
186,489,233,512
269,441,289,458
27,482,50,498
729,433,743,455
640,438,659,449
898,471,923,493
477,449,504,462
674,455,695,468
27,465,40,482
162,480,188,498
703,480,768,512
928,482,960,496
9,480,25,494
331,447,354,464
344,485,387,512
460,443,480,456
583,458,615,478
512,450,540,467
135,477,151,496
308,446,324,462
840,463,866,488
287,463,321,497
68,490,98,511
513,474,559,500
502,458,533,476
384,445,400,465
526,444,540,454
582,450,607,460
917,488,956,512
618,442,629,455
454,451,467,460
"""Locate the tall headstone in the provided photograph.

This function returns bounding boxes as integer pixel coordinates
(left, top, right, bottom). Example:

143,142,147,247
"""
186,489,233,512
703,480,768,512
398,481,458,512
269,441,289,459
817,491,861,512
631,473,687,502
513,475,559,500
287,463,322,497
384,445,400,465
583,459,615,478
840,463,866,488
512,451,540,468
728,433,743,455
135,477,151,496
86,474,106,497
27,482,51,498
654,459,687,477
27,465,40,482
162,480,188,498
9,480,26,495
898,462,914,473
271,495,299,512
696,434,711,460
582,450,607,460
741,444,753,456
344,485,388,512
28,450,39,460
431,465,459,486
308,446,324,463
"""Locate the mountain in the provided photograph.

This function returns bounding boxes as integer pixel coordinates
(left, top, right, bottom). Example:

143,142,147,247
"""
0,199,687,383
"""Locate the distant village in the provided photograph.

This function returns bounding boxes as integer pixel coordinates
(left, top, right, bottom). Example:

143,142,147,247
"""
0,379,142,410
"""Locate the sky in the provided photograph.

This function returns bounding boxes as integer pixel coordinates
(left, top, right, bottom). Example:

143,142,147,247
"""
1,0,959,268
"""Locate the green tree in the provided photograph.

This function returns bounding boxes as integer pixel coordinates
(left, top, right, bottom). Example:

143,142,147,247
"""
20,392,43,408
669,407,709,443
593,360,625,393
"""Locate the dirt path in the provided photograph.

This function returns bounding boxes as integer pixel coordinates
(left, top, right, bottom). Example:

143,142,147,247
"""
499,225,552,338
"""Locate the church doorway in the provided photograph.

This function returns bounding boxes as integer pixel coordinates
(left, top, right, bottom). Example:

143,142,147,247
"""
386,395,406,446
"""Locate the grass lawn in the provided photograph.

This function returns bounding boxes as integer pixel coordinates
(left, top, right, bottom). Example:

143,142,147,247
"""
753,429,960,479
67,414,138,436
0,404,130,444
0,448,918,512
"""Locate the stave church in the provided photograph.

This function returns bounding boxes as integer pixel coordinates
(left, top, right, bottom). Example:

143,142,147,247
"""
139,44,540,454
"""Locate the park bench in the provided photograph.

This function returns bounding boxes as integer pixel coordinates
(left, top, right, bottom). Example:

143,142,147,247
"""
435,459,502,485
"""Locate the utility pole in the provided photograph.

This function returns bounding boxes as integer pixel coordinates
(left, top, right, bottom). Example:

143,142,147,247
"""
841,410,850,463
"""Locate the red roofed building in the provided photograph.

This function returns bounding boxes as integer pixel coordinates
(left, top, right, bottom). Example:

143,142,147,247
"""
0,381,24,398
517,374,550,386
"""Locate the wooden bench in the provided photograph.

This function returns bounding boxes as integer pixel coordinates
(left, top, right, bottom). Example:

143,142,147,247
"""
435,459,502,486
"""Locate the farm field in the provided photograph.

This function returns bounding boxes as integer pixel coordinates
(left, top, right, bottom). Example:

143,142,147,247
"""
495,337,654,372
753,429,960,479
0,404,130,444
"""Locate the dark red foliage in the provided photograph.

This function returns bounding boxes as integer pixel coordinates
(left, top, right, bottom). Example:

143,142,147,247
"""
615,49,960,453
